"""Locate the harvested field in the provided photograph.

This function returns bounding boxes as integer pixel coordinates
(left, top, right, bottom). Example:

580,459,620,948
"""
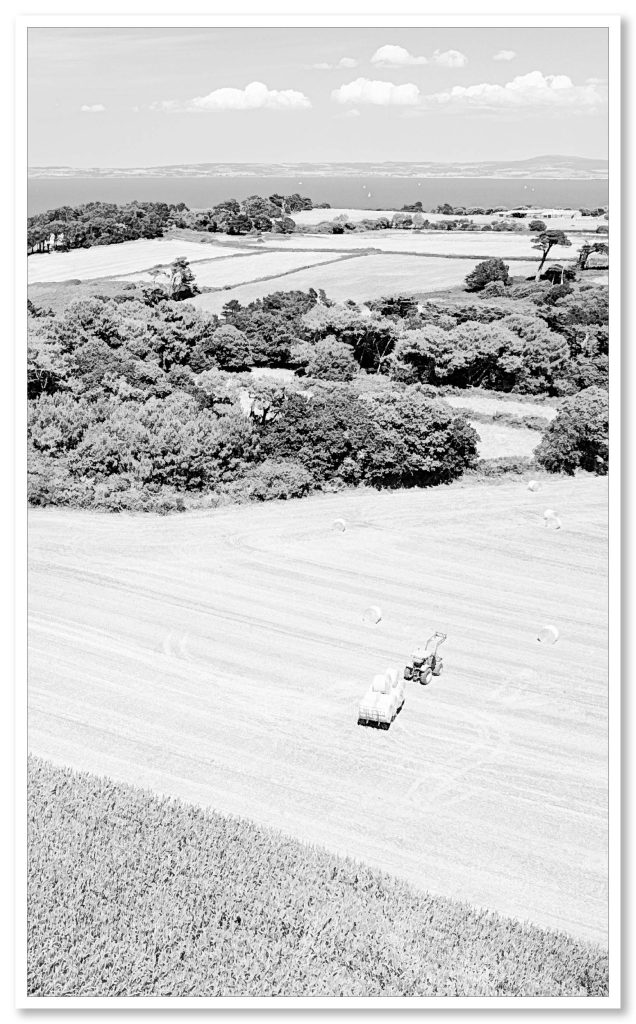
124,250,345,289
27,238,246,284
28,476,608,945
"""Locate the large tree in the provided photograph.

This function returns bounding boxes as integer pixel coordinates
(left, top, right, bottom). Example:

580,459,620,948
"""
532,230,572,280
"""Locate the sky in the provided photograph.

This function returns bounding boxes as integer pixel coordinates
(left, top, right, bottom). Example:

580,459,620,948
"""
27,26,609,167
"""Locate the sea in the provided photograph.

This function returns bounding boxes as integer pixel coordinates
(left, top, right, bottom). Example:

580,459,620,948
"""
27,176,609,216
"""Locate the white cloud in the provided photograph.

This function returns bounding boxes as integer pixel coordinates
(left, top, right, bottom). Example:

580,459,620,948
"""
371,45,427,67
432,49,467,68
424,71,607,113
312,56,358,70
493,50,517,61
152,81,311,112
338,108,361,119
332,77,420,106
80,104,105,113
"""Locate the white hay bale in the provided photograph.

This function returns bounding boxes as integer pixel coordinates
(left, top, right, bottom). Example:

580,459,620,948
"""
385,667,399,688
372,673,389,694
527,480,541,492
362,605,382,627
333,517,346,532
537,625,560,645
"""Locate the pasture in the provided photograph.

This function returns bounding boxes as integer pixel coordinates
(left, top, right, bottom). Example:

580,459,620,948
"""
28,475,608,945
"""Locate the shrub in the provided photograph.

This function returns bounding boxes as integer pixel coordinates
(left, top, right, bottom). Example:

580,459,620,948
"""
236,458,314,501
534,386,608,474
465,259,510,293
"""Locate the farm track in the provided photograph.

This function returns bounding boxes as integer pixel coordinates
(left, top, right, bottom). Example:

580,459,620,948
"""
28,476,608,944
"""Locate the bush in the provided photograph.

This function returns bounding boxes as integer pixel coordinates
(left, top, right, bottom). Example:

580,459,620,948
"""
235,458,314,501
465,259,510,293
534,386,608,475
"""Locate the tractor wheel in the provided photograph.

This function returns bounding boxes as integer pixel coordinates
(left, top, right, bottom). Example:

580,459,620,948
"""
404,665,413,680
432,660,443,677
421,668,433,686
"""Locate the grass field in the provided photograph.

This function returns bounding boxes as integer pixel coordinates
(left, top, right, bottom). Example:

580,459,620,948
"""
28,475,608,946
28,755,609,997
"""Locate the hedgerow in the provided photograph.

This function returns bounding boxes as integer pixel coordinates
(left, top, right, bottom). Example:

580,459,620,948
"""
28,757,608,998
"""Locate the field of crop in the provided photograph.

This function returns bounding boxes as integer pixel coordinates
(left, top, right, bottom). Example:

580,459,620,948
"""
125,250,346,289
28,475,608,946
28,755,609,997
26,238,246,284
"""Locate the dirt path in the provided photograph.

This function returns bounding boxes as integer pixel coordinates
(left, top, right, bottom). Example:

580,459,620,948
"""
28,477,608,944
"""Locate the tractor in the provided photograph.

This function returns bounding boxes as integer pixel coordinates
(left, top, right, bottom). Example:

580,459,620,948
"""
404,632,447,685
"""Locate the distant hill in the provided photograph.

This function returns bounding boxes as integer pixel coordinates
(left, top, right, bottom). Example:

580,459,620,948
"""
28,156,608,181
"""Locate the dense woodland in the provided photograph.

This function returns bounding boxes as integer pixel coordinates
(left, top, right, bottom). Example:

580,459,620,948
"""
27,194,329,253
27,246,609,512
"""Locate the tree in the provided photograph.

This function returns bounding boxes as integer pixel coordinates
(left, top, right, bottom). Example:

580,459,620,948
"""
168,258,199,300
532,230,572,280
295,337,359,381
528,219,547,232
364,390,478,488
259,388,373,484
464,258,510,293
577,242,609,270
302,304,398,373
534,387,608,475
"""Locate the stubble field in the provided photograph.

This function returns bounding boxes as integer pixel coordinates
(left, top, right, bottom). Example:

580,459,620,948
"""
28,475,608,945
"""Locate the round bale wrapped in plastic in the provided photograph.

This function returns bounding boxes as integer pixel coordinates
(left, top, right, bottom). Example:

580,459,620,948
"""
333,518,346,533
362,605,382,627
537,625,560,645
371,673,390,694
527,480,541,492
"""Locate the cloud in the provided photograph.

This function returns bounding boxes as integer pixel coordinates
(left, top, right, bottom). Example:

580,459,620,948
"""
152,81,311,112
312,56,359,70
432,49,467,68
80,104,105,113
371,45,467,68
332,77,420,106
338,108,361,119
493,50,517,61
371,44,427,67
423,71,607,114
